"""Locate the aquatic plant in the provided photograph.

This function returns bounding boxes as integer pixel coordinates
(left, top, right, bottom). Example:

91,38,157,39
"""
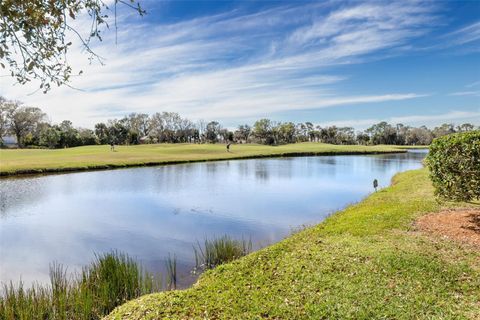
165,254,177,290
0,251,161,320
193,235,252,272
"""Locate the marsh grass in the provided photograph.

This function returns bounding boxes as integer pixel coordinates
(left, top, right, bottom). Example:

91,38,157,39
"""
0,251,161,320
165,254,177,290
289,223,313,235
193,235,252,272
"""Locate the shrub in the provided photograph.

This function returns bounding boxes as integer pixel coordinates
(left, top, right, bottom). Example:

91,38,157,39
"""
426,131,480,201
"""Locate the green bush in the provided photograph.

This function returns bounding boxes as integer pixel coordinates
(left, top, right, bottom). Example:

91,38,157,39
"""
426,131,480,201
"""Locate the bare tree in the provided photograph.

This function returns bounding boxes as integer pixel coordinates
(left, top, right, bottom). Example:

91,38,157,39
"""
234,124,251,143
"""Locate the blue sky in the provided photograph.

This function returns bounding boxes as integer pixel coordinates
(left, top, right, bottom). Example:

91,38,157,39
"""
1,0,479,129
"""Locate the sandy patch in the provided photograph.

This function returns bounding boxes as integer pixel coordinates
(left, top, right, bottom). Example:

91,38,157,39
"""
415,209,480,248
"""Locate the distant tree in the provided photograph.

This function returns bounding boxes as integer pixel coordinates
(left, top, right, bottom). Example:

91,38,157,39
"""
320,126,339,144
365,122,397,145
0,97,12,144
405,126,433,145
147,112,193,143
305,122,315,141
148,112,165,143
295,123,308,142
8,103,46,147
310,127,321,142
218,128,233,143
191,128,200,143
107,119,128,144
205,121,221,143
94,123,110,144
252,119,274,144
176,118,195,143
456,123,475,132
161,112,181,142
39,124,61,148
58,120,80,147
234,124,251,143
125,113,149,143
395,123,409,145
432,123,455,138
226,131,234,142
3,94,475,149
197,120,207,143
78,128,97,145
126,129,139,145
276,122,296,144
356,132,370,145
336,127,355,144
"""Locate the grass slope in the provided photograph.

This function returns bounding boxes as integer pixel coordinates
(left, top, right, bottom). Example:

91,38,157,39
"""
0,143,406,176
107,169,480,320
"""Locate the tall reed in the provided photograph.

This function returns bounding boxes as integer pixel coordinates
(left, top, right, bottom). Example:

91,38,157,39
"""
0,251,161,320
193,235,252,272
165,254,177,290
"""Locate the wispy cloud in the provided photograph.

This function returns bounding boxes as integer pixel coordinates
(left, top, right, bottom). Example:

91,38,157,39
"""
449,91,480,97
443,21,480,45
0,1,471,127
466,80,480,88
389,110,480,124
316,110,480,130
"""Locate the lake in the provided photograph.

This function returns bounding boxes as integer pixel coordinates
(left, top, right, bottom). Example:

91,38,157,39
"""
0,150,426,287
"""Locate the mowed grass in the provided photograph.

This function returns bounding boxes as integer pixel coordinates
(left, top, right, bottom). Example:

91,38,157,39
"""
107,168,480,320
0,143,406,176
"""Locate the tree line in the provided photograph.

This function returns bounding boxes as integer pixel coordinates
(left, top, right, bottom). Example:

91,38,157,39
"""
0,97,478,148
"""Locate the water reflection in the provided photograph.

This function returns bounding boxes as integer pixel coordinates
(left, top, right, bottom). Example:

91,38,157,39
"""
0,151,426,286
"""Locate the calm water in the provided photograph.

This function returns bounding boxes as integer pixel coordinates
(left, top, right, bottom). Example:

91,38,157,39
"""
0,151,426,287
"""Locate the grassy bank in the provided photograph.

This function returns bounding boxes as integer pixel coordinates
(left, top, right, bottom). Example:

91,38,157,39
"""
0,143,407,176
107,168,479,320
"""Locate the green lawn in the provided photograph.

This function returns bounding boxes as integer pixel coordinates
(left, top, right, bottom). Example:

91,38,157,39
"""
0,143,407,176
388,145,430,149
107,168,479,320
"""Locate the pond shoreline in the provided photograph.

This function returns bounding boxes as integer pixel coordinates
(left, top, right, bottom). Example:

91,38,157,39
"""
1,151,426,289
106,168,480,319
0,148,407,178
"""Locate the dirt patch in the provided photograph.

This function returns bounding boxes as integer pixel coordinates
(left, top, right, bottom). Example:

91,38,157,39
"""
415,209,480,248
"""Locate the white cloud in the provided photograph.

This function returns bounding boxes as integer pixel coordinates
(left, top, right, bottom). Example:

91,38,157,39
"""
316,110,480,130
449,91,480,97
389,110,480,124
0,1,447,127
444,21,480,45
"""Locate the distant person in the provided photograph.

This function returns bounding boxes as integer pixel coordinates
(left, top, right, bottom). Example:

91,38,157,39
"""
226,143,232,152
110,141,115,151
